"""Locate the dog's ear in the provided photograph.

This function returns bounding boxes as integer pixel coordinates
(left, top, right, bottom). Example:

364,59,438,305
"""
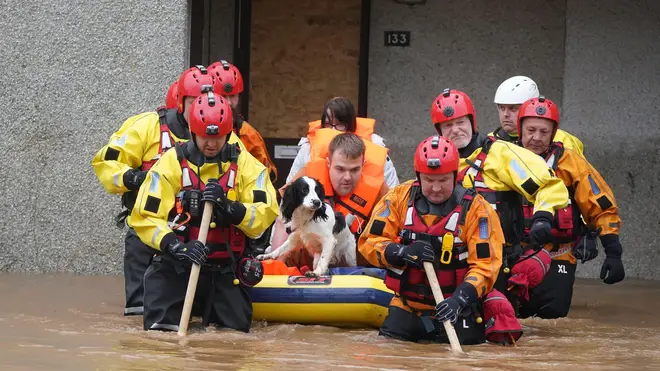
314,178,326,201
280,180,299,223
332,211,347,235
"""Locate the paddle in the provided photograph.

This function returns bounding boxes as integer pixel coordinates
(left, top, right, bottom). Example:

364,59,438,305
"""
424,261,463,353
178,201,214,336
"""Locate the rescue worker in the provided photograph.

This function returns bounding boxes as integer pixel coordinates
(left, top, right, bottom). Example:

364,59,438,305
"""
92,65,215,316
508,96,625,319
430,88,570,295
358,136,521,345
286,97,399,188
165,80,178,110
128,91,279,332
491,76,584,155
208,60,278,181
274,132,390,270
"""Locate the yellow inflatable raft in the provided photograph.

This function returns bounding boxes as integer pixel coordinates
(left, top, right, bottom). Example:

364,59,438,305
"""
251,268,394,328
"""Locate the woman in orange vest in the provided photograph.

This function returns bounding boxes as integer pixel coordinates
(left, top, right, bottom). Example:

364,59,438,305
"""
286,97,399,188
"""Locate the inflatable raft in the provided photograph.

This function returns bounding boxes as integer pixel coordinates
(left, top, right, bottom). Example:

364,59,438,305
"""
251,266,394,328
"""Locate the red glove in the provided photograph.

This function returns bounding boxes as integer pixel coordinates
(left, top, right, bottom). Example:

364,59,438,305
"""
483,289,523,345
507,249,551,301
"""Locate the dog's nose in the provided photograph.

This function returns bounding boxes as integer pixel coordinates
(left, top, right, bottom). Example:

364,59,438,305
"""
312,199,321,208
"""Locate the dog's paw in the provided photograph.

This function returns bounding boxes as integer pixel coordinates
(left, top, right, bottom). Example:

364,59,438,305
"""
255,254,268,261
304,271,319,278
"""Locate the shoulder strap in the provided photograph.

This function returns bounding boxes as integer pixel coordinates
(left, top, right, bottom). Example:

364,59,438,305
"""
157,107,168,123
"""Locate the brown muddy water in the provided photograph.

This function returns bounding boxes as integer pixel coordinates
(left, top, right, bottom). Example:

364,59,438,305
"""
1,274,659,370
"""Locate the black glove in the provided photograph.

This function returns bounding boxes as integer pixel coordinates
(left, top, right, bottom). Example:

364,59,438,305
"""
384,241,435,268
528,211,553,246
162,234,208,266
600,234,625,284
123,169,147,191
202,179,227,208
434,283,478,324
202,179,247,225
574,226,601,263
238,258,264,287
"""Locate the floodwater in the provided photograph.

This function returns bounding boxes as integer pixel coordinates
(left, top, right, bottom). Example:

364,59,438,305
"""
1,274,659,371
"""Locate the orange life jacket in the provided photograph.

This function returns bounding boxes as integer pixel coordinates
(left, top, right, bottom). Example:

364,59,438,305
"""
169,143,246,260
306,128,388,234
307,117,376,142
384,182,474,306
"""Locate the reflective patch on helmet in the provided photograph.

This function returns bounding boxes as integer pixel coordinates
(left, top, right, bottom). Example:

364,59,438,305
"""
104,147,120,161
588,175,601,195
377,200,391,218
509,159,528,180
479,217,489,239
150,172,160,193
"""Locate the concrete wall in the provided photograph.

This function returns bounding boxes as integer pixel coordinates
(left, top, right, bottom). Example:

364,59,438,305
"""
0,0,188,273
563,0,660,280
368,0,567,181
209,0,235,63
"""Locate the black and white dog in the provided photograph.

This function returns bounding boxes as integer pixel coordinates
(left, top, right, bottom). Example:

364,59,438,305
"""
256,176,357,276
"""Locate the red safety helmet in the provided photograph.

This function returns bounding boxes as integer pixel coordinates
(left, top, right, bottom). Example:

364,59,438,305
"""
209,60,244,96
517,96,560,139
165,80,178,109
414,135,459,174
430,89,477,133
188,92,234,138
176,65,215,114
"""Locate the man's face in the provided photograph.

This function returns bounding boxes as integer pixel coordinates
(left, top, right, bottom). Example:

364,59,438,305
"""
182,96,196,123
225,94,240,110
328,151,364,196
497,104,521,134
521,117,555,155
195,135,227,158
419,172,455,204
437,116,472,149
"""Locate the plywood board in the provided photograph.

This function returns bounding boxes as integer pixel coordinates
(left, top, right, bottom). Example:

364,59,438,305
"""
249,0,361,138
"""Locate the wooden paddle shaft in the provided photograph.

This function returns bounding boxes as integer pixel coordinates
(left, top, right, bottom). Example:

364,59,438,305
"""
178,201,214,336
423,261,463,353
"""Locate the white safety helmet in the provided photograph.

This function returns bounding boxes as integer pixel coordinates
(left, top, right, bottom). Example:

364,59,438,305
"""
493,76,540,104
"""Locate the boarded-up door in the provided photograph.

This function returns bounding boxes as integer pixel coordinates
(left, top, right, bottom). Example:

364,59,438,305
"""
248,0,361,139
